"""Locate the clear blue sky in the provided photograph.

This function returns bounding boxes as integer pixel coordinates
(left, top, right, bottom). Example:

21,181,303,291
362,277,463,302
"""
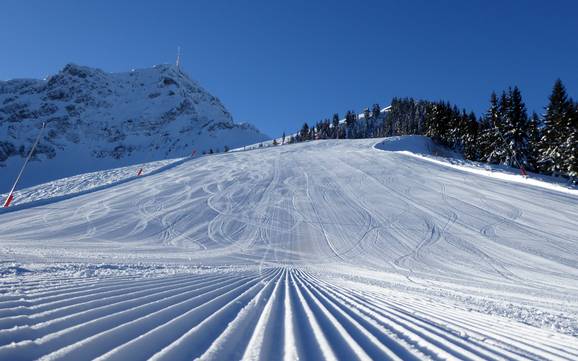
1,0,577,137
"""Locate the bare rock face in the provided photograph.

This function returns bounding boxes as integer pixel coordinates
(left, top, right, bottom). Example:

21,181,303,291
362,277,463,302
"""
0,64,268,190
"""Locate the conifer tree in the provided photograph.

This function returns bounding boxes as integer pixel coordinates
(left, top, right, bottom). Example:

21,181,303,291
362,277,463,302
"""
539,79,572,176
371,104,381,119
484,92,507,164
527,112,541,172
503,86,530,167
345,111,356,138
332,113,340,138
564,100,578,181
452,109,469,151
477,116,493,161
424,102,442,142
462,112,479,160
300,122,310,141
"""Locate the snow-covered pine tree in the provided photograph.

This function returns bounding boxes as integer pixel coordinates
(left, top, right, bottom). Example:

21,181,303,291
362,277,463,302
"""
300,122,310,141
527,112,542,172
503,86,530,168
345,111,356,138
423,102,439,140
483,92,508,164
539,79,572,176
309,125,316,140
314,121,322,139
332,113,340,139
445,105,460,149
424,101,450,145
321,119,331,139
563,100,578,182
462,112,479,160
497,91,512,165
371,104,381,119
477,116,493,161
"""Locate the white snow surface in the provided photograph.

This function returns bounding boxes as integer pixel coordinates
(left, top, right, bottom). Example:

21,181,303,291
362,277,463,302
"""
1,136,577,360
0,157,185,208
376,135,578,196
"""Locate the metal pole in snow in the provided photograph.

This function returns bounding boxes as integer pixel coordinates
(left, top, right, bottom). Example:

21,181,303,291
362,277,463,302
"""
3,122,46,207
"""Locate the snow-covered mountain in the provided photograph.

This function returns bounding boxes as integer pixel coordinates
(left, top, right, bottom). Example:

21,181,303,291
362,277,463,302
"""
0,63,269,191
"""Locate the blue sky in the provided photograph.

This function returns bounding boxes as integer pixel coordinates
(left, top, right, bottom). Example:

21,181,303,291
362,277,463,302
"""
1,0,577,137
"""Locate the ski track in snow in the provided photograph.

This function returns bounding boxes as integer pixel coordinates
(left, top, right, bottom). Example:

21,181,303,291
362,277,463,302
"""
1,267,577,361
1,137,578,360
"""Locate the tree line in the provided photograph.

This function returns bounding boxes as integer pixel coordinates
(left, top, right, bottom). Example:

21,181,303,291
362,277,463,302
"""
283,79,577,183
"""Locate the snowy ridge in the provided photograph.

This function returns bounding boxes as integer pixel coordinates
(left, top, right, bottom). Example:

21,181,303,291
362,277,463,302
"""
1,267,577,360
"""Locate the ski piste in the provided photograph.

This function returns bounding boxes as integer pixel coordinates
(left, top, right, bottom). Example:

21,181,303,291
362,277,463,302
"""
0,136,577,360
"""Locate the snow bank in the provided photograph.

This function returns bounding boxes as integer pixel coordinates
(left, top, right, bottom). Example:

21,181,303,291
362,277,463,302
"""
374,135,578,196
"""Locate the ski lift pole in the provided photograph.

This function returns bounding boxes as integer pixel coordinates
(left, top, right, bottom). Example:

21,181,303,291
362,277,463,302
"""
3,122,46,207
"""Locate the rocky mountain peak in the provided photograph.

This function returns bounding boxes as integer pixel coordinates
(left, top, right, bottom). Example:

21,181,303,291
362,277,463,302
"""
0,64,268,190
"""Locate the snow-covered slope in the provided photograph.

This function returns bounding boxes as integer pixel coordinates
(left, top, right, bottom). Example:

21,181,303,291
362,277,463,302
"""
0,157,186,208
0,64,268,192
1,137,577,360
376,135,578,195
